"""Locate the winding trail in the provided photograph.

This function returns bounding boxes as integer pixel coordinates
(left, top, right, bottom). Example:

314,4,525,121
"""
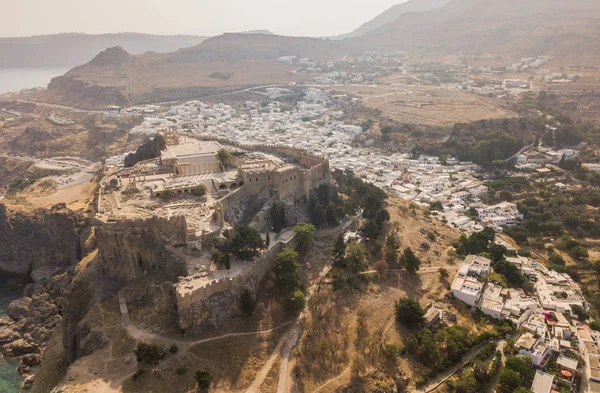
117,292,291,379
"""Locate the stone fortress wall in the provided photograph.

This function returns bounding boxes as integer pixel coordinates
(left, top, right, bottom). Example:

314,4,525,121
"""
99,137,330,332
193,136,331,200
176,233,300,312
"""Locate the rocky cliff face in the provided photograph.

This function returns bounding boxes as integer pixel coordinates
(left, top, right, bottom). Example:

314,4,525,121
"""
0,203,85,280
61,221,187,363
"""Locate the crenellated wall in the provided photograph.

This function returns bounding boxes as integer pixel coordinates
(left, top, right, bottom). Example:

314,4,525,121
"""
176,234,299,334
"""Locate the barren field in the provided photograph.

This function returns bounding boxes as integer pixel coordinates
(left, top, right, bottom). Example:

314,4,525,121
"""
330,77,514,126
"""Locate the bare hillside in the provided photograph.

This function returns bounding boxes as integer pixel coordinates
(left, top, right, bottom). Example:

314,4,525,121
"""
346,0,600,63
334,0,451,40
39,34,347,108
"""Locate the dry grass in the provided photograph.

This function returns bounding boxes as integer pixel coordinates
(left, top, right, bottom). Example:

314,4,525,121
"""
331,81,514,126
292,199,491,393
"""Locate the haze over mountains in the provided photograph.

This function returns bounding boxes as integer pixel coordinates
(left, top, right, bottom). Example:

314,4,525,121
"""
333,0,451,40
42,34,346,108
23,0,600,108
348,0,600,61
0,33,207,68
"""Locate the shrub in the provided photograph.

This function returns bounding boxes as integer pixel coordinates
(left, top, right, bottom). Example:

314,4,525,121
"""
175,366,188,375
285,289,306,314
169,345,179,354
134,342,165,365
395,297,424,327
132,369,146,381
195,369,214,390
548,253,565,266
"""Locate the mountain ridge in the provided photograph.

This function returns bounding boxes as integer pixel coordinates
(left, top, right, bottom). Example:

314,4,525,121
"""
0,33,207,68
334,0,451,40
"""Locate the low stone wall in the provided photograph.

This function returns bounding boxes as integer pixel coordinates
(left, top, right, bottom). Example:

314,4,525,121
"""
176,234,299,334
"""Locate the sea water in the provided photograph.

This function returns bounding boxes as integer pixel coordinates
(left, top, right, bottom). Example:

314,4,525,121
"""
0,67,71,95
0,276,26,392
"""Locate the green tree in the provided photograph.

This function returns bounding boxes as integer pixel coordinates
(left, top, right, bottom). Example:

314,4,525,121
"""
333,233,346,267
489,243,507,262
274,249,300,290
589,321,600,331
439,268,450,280
325,204,339,226
400,247,421,274
195,369,214,390
309,202,326,226
285,289,307,313
294,222,315,247
498,369,521,392
265,230,270,247
230,225,266,260
345,242,367,273
134,342,165,365
217,148,232,169
239,289,256,316
505,356,531,375
571,305,589,321
270,202,286,233
454,368,478,393
395,297,424,327
385,235,400,265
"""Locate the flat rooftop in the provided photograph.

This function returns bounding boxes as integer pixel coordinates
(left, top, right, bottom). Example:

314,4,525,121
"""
531,370,553,393
161,141,221,160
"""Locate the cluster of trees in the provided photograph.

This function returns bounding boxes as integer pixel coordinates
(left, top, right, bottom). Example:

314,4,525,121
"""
134,342,165,365
405,325,473,372
333,169,390,240
274,248,306,314
453,229,530,291
308,183,344,227
447,346,502,393
395,297,424,327
227,225,266,261
509,191,600,241
453,227,497,257
497,356,533,393
443,120,529,166
212,225,266,268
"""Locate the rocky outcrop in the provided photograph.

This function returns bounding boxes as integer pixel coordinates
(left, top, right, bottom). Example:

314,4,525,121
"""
46,75,130,108
0,203,85,279
0,293,62,359
61,220,187,363
177,283,253,336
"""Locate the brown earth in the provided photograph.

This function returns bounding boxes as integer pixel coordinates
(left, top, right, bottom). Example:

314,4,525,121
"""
33,34,347,109
347,0,600,66
291,199,491,393
331,81,514,127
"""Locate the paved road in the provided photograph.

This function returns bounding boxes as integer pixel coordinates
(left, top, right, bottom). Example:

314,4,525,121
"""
486,341,506,393
16,83,288,112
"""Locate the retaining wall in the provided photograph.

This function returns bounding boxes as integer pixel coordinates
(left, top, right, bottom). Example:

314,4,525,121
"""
176,234,299,309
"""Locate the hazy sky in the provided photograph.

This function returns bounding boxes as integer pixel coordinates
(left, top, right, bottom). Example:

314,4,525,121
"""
1,0,406,38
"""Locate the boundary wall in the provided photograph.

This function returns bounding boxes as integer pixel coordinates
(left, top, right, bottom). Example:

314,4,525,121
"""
177,234,299,309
